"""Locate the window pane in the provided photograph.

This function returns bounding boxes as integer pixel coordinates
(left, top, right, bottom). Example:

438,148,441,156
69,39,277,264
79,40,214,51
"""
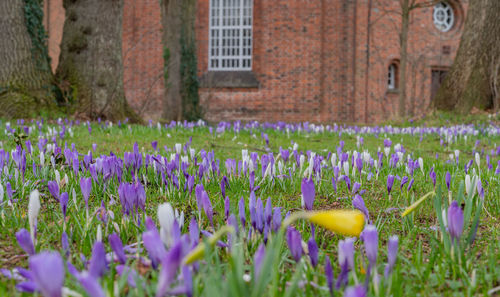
209,0,252,70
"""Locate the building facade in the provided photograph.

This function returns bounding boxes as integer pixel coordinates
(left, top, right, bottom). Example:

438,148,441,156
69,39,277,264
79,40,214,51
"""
44,0,467,123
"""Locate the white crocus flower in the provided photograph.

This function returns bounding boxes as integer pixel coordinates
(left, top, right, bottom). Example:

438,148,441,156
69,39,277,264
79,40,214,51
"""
40,152,45,166
0,183,3,203
418,157,424,174
330,153,337,169
190,148,196,160
475,152,480,169
158,203,176,247
175,143,182,155
299,155,305,171
343,161,350,176
96,224,102,242
384,147,391,158
55,170,61,185
28,190,41,243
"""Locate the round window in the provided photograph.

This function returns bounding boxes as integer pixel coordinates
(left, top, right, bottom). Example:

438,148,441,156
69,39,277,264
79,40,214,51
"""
433,2,454,32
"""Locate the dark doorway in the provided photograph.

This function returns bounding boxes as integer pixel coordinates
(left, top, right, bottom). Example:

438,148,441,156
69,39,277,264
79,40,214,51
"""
431,68,448,100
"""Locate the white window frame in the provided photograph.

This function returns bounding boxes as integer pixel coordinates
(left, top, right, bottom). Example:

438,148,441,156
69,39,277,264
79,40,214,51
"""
433,2,454,32
388,64,396,90
208,0,253,71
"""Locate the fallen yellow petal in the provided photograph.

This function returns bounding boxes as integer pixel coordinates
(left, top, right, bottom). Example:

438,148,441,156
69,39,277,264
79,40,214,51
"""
307,210,365,237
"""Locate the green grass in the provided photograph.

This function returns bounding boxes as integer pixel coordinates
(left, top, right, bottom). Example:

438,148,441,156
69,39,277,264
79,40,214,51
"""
0,117,498,296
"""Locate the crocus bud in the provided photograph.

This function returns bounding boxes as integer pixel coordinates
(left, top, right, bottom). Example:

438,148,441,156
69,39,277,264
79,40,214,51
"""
445,171,451,191
29,252,64,297
286,227,302,262
384,235,398,277
361,225,378,267
16,228,35,256
307,237,318,268
253,243,266,280
447,201,464,244
28,190,40,244
301,178,315,210
386,175,395,195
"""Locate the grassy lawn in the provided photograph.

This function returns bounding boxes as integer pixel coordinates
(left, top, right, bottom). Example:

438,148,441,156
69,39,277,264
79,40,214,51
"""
0,116,498,296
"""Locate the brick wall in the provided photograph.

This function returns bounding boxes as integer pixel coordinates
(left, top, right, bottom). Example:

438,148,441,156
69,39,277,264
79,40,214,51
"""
122,0,164,121
43,0,64,72
44,0,467,123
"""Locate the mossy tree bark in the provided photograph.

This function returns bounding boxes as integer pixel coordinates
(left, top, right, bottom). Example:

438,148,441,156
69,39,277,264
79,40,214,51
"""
0,0,54,118
433,0,500,112
161,0,198,121
57,0,139,122
161,0,183,121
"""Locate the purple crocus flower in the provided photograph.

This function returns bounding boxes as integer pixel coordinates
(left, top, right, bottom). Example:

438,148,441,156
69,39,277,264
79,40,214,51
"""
361,225,378,267
151,141,158,151
264,197,272,225
447,201,464,244
187,175,195,195
48,180,60,201
78,273,105,297
201,191,214,227
307,237,318,268
29,251,64,297
445,171,451,191
109,233,127,264
352,182,361,194
407,178,415,192
253,243,266,280
352,194,369,222
337,238,355,289
255,198,264,233
116,265,139,288
142,229,167,269
387,175,395,195
384,235,398,278
344,285,366,297
286,227,302,262
429,169,437,188
16,228,35,255
331,176,337,193
61,232,70,257
272,207,282,232
238,197,246,229
325,255,334,294
59,192,68,219
476,179,484,200
400,176,409,190
224,196,230,221
80,177,92,210
156,241,183,297
88,241,107,278
301,178,315,210
343,175,351,191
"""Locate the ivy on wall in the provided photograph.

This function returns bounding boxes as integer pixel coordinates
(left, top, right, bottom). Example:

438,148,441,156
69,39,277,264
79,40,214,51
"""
179,7,202,121
23,0,51,72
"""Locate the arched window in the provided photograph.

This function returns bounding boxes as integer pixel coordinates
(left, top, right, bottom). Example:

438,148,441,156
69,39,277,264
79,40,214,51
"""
433,2,454,32
388,63,398,90
209,0,253,71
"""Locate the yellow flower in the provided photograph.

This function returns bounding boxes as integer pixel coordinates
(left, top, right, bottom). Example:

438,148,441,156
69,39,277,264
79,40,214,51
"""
183,225,234,265
307,210,365,237
401,191,435,217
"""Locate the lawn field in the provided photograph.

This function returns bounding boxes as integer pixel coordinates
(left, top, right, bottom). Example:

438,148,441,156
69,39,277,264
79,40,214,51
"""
0,117,499,296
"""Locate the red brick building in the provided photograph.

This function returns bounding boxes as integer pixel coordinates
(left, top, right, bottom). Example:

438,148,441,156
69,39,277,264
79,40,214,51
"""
44,0,467,123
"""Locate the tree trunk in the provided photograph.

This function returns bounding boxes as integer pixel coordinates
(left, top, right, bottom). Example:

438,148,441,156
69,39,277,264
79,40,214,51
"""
433,0,500,112
0,0,54,118
398,0,410,118
57,0,139,122
161,0,183,121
